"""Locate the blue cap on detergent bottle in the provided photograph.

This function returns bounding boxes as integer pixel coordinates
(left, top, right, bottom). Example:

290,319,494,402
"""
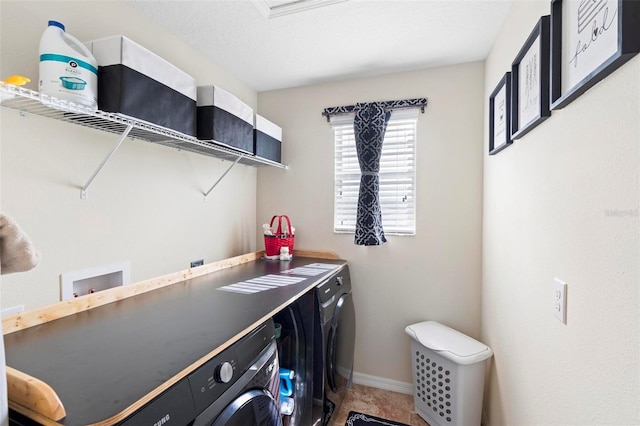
48,20,65,31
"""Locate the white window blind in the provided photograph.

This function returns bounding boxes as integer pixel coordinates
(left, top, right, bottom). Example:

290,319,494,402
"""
333,109,417,235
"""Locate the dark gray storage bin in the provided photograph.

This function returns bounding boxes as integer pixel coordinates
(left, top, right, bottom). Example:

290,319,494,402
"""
254,114,282,163
86,35,197,136
196,86,254,154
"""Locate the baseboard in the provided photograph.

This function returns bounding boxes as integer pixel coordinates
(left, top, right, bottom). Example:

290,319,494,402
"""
337,365,413,395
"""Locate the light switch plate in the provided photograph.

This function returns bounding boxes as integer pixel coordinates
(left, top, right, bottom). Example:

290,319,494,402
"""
553,278,567,324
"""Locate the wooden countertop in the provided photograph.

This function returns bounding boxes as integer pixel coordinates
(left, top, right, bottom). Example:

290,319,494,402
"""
3,250,346,426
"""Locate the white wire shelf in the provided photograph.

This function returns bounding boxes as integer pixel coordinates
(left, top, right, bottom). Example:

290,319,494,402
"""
0,82,288,169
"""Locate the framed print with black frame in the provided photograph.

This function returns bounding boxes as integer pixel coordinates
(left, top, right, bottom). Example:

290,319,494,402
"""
511,15,551,140
489,72,512,155
550,0,640,110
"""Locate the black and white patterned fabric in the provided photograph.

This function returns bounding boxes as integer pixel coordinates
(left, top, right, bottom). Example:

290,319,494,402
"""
322,98,427,120
353,102,390,246
345,411,409,426
324,97,427,246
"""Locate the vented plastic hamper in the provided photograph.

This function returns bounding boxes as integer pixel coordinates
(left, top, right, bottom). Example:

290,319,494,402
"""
405,321,493,426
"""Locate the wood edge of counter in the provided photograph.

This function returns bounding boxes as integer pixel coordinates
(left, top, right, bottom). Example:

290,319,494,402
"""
293,249,339,260
2,249,338,335
2,251,263,334
7,366,66,422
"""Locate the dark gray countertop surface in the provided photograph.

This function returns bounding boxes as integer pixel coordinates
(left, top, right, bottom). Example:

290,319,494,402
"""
4,256,345,425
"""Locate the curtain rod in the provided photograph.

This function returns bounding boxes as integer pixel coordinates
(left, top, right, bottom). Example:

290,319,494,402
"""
322,98,428,122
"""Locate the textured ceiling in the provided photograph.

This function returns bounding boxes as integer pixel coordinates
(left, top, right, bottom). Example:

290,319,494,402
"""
125,0,513,92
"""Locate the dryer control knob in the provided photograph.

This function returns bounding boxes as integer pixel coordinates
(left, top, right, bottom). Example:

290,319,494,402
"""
336,276,343,286
215,362,233,383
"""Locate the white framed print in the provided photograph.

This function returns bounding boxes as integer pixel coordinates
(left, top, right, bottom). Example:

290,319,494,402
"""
511,15,551,139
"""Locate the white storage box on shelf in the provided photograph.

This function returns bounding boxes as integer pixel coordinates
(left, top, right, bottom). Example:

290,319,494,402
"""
85,35,197,136
405,321,493,426
197,86,254,154
254,114,282,163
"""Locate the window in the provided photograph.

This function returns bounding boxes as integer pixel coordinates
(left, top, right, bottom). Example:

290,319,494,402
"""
333,109,417,235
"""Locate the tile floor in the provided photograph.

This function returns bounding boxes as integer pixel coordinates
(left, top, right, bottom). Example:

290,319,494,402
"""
329,383,430,426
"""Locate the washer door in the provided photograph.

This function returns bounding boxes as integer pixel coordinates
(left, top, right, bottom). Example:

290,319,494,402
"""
211,389,282,426
326,292,354,392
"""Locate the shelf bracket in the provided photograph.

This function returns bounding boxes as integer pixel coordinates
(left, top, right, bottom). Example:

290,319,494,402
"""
204,156,242,200
80,124,133,199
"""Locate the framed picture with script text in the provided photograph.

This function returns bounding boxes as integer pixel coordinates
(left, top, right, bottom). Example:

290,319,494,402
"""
489,72,512,155
550,0,640,109
511,15,551,139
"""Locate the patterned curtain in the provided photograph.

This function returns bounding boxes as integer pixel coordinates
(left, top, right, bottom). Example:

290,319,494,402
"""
353,102,390,246
324,97,427,246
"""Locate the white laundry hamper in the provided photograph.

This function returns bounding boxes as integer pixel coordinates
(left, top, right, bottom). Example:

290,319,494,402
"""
405,321,493,426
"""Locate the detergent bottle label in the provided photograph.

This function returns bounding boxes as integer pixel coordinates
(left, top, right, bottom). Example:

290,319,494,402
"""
39,54,98,102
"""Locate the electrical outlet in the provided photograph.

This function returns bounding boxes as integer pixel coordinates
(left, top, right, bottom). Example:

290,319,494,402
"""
190,259,204,268
553,278,567,324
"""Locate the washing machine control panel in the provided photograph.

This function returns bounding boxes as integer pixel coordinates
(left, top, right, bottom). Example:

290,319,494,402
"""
188,321,275,413
118,379,197,426
215,362,234,383
189,348,238,412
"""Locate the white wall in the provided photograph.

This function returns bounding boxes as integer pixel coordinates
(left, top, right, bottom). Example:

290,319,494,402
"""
0,1,259,310
482,2,640,424
257,62,485,385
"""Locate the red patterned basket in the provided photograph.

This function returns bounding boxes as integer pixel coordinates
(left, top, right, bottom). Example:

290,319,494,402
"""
264,215,295,257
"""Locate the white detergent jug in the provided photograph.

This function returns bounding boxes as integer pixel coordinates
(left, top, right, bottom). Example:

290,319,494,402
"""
39,20,98,109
